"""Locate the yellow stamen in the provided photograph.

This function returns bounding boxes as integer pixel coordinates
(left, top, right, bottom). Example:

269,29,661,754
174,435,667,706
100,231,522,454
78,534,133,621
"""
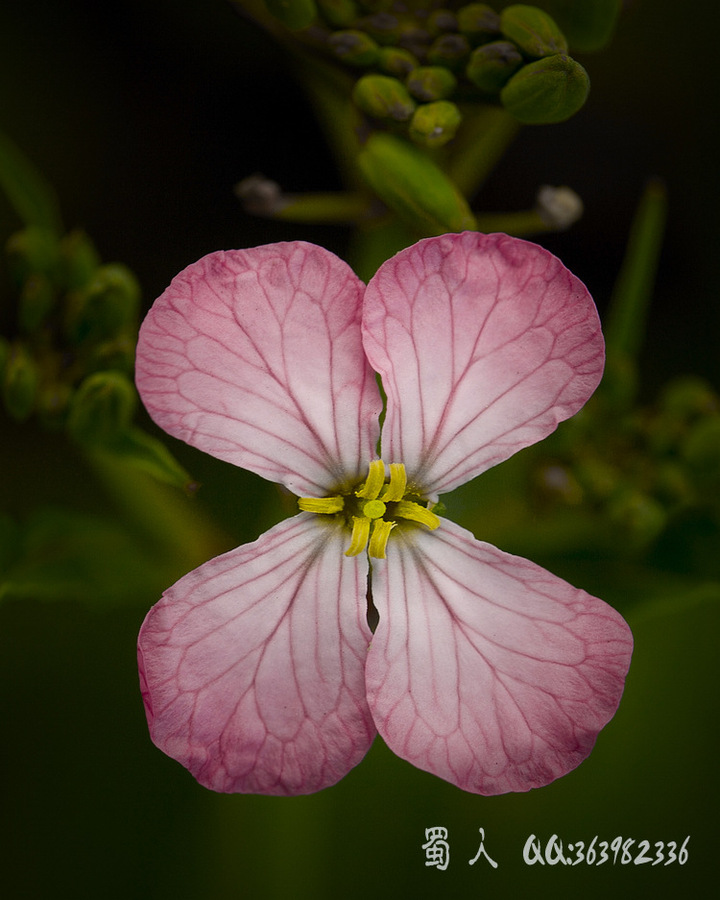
368,519,395,559
394,500,440,530
297,496,344,515
355,459,385,500
345,516,371,556
381,463,407,502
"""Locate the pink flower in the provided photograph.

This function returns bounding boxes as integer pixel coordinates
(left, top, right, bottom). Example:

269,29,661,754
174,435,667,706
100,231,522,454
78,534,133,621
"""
135,233,632,796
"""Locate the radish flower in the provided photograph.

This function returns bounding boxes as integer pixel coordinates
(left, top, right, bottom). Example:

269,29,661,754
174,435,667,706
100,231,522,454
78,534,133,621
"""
135,232,632,796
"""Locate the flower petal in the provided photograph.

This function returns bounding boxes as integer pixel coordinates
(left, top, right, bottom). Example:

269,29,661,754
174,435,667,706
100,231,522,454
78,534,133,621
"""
366,519,632,794
138,515,375,795
362,232,604,497
136,242,382,496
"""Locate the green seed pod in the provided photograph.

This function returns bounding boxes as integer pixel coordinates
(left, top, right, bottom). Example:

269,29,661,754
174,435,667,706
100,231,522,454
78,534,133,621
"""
409,100,462,148
64,263,141,344
2,342,39,422
500,54,589,124
263,0,317,30
466,40,523,92
456,3,501,41
500,4,568,58
5,226,59,285
18,274,56,334
377,47,419,77
352,74,416,121
66,371,137,445
329,30,380,66
358,132,477,235
427,33,471,70
58,229,100,291
406,66,457,101
316,0,358,27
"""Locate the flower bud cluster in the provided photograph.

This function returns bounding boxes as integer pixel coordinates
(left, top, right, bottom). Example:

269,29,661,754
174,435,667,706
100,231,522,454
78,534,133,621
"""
533,376,720,554
315,2,590,144
1,226,139,446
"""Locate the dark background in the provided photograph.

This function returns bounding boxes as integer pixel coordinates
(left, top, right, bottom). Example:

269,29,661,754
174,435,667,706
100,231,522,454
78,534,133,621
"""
1,1,718,897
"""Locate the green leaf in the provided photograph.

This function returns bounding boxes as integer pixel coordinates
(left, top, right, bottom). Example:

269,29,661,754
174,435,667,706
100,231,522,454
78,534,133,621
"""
0,132,63,234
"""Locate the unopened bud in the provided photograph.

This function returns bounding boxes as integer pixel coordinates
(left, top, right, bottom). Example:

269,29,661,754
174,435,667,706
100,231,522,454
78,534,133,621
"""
500,54,590,124
235,174,284,216
58,229,101,291
377,47,418,77
535,185,583,229
353,74,416,121
5,227,58,284
316,0,358,28
358,133,476,235
406,66,457,101
409,100,462,148
428,10,459,36
65,264,140,344
456,3,501,41
500,4,568,57
263,0,317,30
330,30,380,66
466,40,523,92
361,12,400,44
18,274,56,334
427,33,471,70
37,382,73,430
66,371,137,445
2,342,38,422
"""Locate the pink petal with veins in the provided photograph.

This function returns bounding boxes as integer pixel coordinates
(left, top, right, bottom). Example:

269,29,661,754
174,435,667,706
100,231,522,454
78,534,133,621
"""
362,232,605,497
366,519,632,795
136,242,382,496
138,515,375,795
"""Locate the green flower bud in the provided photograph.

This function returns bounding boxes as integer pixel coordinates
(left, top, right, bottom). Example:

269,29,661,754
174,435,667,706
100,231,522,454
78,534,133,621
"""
500,54,590,124
456,3,501,41
316,0,358,28
406,66,457,101
409,100,462,148
466,40,523,93
66,371,137,445
18,274,56,334
329,30,380,66
358,133,477,235
58,229,100,291
500,4,568,58
64,263,141,344
427,33,471,70
360,12,401,44
428,10,459,37
682,417,720,479
88,335,136,375
5,226,59,285
352,74,416,121
2,342,39,422
377,47,418,77
263,0,317,30
659,376,718,421
37,382,73,430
